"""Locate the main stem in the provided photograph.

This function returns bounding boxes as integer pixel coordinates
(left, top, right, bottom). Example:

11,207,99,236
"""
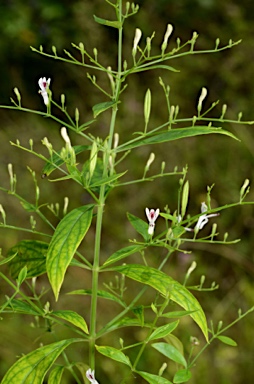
89,0,123,369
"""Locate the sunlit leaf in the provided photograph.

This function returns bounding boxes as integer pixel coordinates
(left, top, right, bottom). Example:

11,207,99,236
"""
127,213,149,241
47,205,94,301
114,264,208,340
92,100,117,118
52,310,89,334
148,321,179,341
152,342,187,367
48,366,65,384
1,339,80,384
4,299,40,316
95,345,131,367
217,335,237,346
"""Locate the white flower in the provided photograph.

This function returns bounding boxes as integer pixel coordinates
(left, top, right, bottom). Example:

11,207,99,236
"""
195,202,219,232
86,368,99,384
38,77,51,105
145,208,160,235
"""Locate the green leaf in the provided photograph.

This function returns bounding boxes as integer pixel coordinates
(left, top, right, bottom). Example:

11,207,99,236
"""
92,100,117,118
0,253,18,266
173,369,192,383
90,171,127,188
152,342,187,367
103,317,148,334
41,145,89,177
17,266,27,285
138,371,173,384
114,264,208,340
103,245,144,267
117,127,238,152
134,64,179,73
67,289,126,307
217,335,237,346
51,310,89,334
48,366,65,384
162,310,196,318
5,299,40,316
149,321,179,341
95,345,131,367
1,339,80,384
46,205,94,301
127,212,149,241
8,240,48,279
93,15,121,29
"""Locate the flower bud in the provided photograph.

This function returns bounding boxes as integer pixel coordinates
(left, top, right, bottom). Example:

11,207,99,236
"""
132,28,142,57
161,24,173,54
197,87,208,115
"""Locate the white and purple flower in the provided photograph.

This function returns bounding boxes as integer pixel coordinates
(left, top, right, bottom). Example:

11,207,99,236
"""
38,77,51,105
145,208,160,235
86,368,99,384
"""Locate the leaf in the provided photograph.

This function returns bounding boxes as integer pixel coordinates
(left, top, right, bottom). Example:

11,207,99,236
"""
103,245,144,267
162,310,196,318
95,345,131,367
149,321,179,341
217,335,237,346
152,342,187,367
46,204,94,301
41,145,89,177
117,127,239,152
92,100,117,118
48,366,65,384
5,299,40,316
1,339,80,384
138,371,173,384
67,289,126,307
103,317,149,334
90,171,127,188
127,212,149,241
134,64,179,73
17,266,27,285
8,240,48,279
52,310,89,334
114,264,208,340
0,252,18,266
93,15,121,29
173,369,192,383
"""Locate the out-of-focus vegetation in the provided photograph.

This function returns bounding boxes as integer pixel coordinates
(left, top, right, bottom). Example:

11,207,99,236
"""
0,0,254,383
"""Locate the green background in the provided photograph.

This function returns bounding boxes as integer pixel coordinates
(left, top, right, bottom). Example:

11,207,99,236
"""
0,0,254,383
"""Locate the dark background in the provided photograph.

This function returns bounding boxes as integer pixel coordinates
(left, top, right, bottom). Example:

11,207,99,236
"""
0,1,254,383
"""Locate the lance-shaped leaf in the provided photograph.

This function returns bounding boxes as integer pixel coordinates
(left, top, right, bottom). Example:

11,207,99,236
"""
48,366,65,384
127,212,149,241
116,126,238,152
137,371,173,384
47,205,94,300
92,100,117,118
1,339,80,384
152,342,187,367
114,264,208,340
103,244,144,267
93,15,121,29
51,310,89,334
95,345,131,367
8,240,48,279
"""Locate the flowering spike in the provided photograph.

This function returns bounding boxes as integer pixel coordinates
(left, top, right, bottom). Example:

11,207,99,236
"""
145,208,160,235
38,77,51,105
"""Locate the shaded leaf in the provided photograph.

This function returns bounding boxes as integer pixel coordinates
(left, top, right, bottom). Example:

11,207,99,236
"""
152,342,187,367
93,15,121,29
1,339,80,384
8,240,48,279
162,310,196,318
52,310,89,334
103,245,144,267
138,371,173,384
127,213,149,241
47,205,94,301
173,369,192,383
92,100,117,118
95,345,131,367
4,299,40,316
114,264,208,340
67,289,126,307
41,145,89,177
117,127,238,152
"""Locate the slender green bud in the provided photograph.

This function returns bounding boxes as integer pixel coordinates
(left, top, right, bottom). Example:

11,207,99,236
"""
93,47,98,61
75,108,79,127
185,261,197,282
170,105,175,121
181,180,189,218
89,140,98,178
221,104,227,118
146,37,151,57
29,139,33,150
161,161,166,174
159,363,167,376
123,60,128,71
223,232,228,242
113,133,119,149
61,94,65,108
41,137,53,156
240,178,250,201
52,45,57,55
125,2,130,14
13,87,21,104
79,42,84,51
215,38,220,49
176,37,181,48
0,204,6,225
145,152,155,173
238,111,243,121
144,88,151,128
63,197,69,216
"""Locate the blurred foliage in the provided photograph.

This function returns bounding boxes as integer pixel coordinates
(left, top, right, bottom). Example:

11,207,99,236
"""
0,0,254,383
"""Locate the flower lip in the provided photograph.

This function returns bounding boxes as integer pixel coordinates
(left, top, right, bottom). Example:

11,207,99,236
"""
145,208,160,236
